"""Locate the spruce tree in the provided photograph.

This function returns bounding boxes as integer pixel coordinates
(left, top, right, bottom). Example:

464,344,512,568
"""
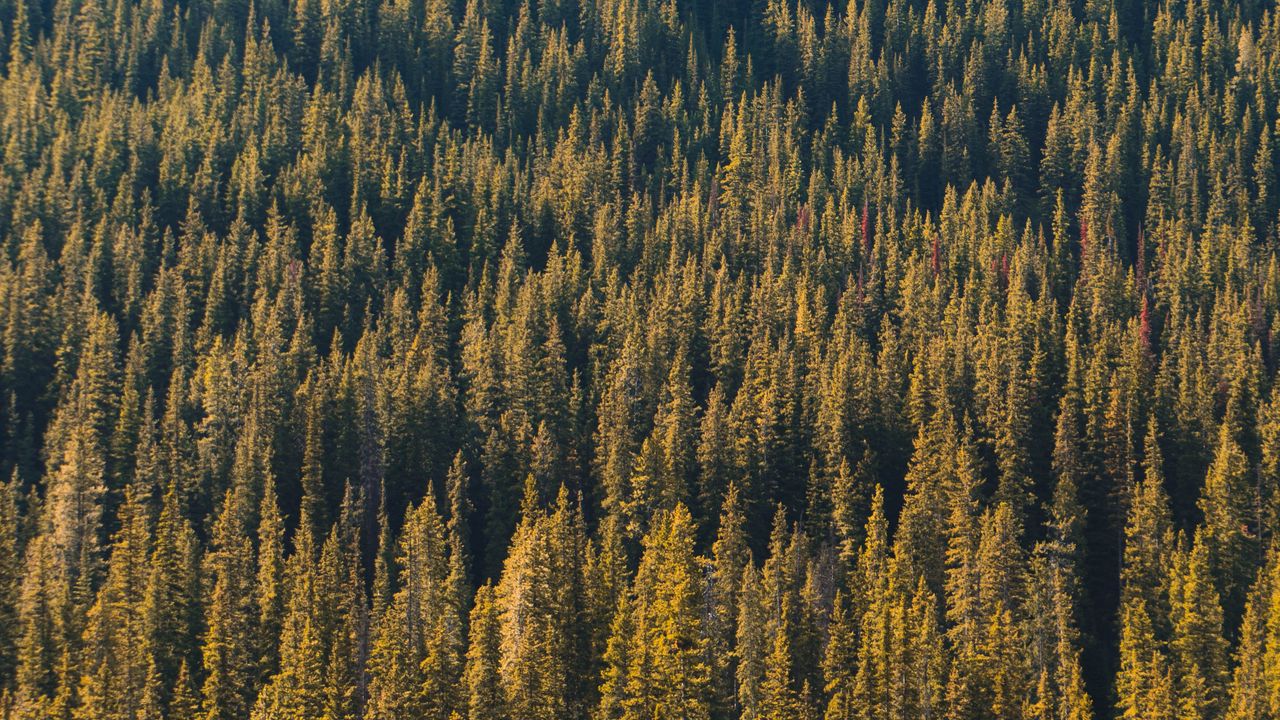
464,583,504,720
200,484,261,720
603,504,711,720
366,492,454,720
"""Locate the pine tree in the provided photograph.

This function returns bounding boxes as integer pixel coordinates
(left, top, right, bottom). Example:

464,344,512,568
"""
1115,598,1176,720
75,486,152,720
821,591,856,720
1263,553,1280,717
758,610,801,720
366,492,455,720
200,484,261,720
25,308,123,707
497,484,587,720
601,504,711,720
0,474,23,688
13,528,62,720
256,472,285,684
1122,419,1175,628
168,660,201,720
649,346,697,514
464,583,504,720
1198,404,1257,617
252,511,323,720
1026,469,1092,720
708,483,749,718
319,488,367,720
1168,534,1229,720
851,485,889,630
736,562,765,720
1225,561,1270,720
140,481,200,712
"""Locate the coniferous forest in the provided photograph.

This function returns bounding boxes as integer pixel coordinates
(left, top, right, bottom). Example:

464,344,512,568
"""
2,0,1280,714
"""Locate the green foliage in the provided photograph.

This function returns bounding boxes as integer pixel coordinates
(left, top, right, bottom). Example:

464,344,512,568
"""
0,0,1278,715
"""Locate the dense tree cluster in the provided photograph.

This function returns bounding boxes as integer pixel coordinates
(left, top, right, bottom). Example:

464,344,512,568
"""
1,0,1280,716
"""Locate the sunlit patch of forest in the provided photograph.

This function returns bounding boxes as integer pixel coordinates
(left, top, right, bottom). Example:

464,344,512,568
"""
0,0,1278,716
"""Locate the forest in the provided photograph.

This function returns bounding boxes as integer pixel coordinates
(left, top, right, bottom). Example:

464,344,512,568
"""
0,0,1278,715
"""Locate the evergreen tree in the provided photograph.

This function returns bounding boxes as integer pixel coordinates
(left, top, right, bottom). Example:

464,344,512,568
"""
0,474,23,688
496,485,588,720
141,482,200,712
201,483,262,720
366,492,456,720
1198,405,1257,617
0,0,1278,716
1168,534,1229,720
708,482,749,718
464,583,504,720
75,486,151,720
600,504,711,720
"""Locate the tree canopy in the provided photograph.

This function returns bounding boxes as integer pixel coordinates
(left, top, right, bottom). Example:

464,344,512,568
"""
1,0,1280,716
